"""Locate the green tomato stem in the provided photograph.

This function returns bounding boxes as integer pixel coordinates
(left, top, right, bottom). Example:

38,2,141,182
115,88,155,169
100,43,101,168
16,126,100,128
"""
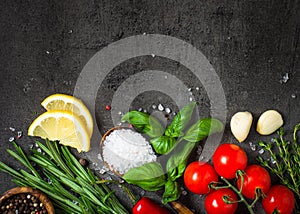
217,171,259,214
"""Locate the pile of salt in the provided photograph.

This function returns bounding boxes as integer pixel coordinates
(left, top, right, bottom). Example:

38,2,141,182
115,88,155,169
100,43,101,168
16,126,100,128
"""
102,129,157,175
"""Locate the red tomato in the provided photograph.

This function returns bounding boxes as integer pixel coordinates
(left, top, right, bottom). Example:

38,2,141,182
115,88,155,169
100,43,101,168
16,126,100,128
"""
205,188,238,214
184,161,218,194
236,164,271,199
262,185,295,214
212,143,248,179
132,197,170,214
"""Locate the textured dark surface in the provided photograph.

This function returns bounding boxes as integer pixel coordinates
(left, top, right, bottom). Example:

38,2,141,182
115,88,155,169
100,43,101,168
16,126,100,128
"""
0,1,299,213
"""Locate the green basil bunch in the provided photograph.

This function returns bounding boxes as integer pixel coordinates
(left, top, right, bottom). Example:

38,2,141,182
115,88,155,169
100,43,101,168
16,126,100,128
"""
122,102,224,203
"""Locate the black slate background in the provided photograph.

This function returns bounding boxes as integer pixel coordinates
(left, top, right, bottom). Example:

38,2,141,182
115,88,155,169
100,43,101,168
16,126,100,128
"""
0,1,299,213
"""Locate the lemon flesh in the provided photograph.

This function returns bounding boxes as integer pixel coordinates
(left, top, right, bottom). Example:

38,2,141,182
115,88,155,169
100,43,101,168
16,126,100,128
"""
41,94,93,137
28,110,90,152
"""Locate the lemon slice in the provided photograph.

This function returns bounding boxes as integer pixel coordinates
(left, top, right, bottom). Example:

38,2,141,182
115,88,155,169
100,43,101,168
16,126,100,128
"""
28,110,90,152
41,94,93,137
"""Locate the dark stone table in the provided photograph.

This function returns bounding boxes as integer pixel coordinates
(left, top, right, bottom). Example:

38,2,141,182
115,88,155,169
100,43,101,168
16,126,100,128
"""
0,1,299,213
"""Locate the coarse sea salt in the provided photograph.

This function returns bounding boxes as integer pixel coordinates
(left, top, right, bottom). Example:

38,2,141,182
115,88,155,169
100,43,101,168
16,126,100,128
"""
102,129,157,175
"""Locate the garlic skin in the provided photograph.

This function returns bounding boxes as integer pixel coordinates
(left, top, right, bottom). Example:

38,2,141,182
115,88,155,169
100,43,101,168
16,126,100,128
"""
230,111,253,142
256,110,284,135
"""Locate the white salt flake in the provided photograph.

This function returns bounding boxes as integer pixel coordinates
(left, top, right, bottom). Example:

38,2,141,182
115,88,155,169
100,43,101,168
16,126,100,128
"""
9,127,16,132
99,168,106,174
189,97,194,101
188,88,192,92
280,73,289,84
46,50,50,54
270,157,276,164
158,104,164,111
196,87,200,90
249,142,256,151
17,131,23,139
9,137,15,142
151,53,155,58
152,104,157,109
138,108,143,112
291,94,296,99
165,107,171,114
258,148,265,154
164,75,168,79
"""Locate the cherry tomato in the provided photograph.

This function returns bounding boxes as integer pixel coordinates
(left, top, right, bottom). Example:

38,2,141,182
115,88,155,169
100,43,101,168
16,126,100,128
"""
132,197,170,214
212,143,248,179
205,188,238,214
184,161,218,194
262,185,295,214
236,164,271,199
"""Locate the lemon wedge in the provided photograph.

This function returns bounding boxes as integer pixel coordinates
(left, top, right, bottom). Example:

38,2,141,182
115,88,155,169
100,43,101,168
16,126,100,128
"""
28,110,90,152
41,94,93,137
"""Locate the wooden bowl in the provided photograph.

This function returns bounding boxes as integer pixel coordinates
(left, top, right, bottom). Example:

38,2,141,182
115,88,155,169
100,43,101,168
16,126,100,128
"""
0,186,55,214
100,126,128,177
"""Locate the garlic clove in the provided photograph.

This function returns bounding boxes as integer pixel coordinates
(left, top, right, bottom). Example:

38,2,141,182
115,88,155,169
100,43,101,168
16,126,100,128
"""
230,111,253,142
256,110,284,135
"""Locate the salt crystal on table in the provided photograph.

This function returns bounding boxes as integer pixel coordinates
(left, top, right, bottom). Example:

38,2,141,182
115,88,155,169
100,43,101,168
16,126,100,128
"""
158,104,164,111
258,148,264,154
9,137,14,142
165,107,171,114
9,127,15,132
152,104,157,109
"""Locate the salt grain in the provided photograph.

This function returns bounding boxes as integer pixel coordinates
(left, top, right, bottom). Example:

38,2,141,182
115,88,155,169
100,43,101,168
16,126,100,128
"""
102,129,157,174
17,131,23,139
249,142,256,151
158,104,164,111
165,107,171,114
258,148,264,154
152,104,157,109
9,127,15,132
9,137,14,142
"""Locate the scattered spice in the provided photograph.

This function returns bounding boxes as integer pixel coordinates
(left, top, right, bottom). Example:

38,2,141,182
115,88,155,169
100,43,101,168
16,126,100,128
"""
79,158,88,167
0,193,47,214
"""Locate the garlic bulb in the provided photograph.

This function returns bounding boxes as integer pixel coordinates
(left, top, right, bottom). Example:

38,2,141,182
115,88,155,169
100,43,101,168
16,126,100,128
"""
256,110,283,135
230,111,253,142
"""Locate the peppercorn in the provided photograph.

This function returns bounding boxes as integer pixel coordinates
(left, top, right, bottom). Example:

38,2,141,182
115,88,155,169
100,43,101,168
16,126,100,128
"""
79,158,89,167
1,193,48,214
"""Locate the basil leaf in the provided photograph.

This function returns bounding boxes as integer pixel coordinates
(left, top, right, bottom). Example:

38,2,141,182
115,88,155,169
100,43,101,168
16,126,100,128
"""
183,118,224,143
162,180,180,204
150,136,177,154
121,111,164,138
166,141,196,179
165,102,197,138
123,162,166,191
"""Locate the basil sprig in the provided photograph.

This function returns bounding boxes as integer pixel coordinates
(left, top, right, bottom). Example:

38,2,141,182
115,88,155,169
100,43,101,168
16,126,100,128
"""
183,118,224,142
150,136,177,155
162,180,180,204
121,111,164,138
122,162,166,191
165,102,196,138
